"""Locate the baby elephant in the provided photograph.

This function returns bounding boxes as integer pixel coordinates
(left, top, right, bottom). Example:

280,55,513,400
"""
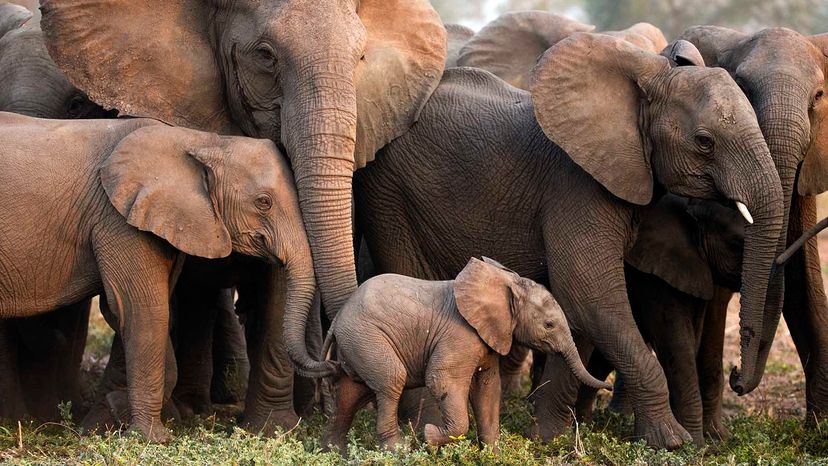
315,257,611,452
0,112,314,442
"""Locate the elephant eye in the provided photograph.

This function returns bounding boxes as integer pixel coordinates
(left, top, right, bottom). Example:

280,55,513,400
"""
254,194,273,212
813,90,824,108
544,321,555,329
695,133,715,153
254,43,277,70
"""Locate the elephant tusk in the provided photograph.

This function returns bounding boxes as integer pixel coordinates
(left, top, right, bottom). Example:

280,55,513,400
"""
736,201,754,225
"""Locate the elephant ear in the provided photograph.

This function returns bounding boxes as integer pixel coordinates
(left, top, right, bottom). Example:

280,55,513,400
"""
677,26,747,68
40,0,236,134
0,3,32,39
453,257,519,356
457,11,595,90
626,195,715,300
444,23,475,69
661,39,706,67
799,33,828,196
606,23,667,53
101,126,233,259
353,0,447,168
530,32,670,205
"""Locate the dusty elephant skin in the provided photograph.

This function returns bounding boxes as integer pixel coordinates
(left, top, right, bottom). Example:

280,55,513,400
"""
0,3,116,423
355,33,784,450
0,113,316,442
675,26,828,420
37,0,446,431
307,258,610,454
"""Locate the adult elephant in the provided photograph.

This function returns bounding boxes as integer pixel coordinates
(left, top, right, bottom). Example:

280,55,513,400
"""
456,10,667,90
675,26,828,422
39,0,446,433
290,34,786,449
0,5,115,422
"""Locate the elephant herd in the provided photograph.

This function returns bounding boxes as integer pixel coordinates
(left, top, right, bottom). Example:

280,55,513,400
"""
0,0,826,453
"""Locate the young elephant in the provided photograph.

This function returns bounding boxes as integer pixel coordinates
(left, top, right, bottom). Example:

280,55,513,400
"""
0,112,315,442
315,257,611,452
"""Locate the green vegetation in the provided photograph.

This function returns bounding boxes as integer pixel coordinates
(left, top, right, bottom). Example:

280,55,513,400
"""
1,399,826,465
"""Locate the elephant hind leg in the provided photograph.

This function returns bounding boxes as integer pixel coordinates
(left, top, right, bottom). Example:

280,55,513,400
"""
699,287,731,442
0,320,26,420
321,376,373,454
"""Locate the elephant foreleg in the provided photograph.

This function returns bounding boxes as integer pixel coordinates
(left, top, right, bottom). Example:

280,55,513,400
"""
783,194,828,424
210,291,250,405
574,351,614,422
699,287,732,442
0,319,26,420
240,263,299,435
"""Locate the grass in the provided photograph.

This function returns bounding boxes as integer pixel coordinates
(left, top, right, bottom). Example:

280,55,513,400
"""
1,398,826,465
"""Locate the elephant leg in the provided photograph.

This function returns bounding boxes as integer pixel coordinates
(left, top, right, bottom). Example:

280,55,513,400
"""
471,357,501,447
94,230,177,443
534,236,691,450
241,263,299,435
627,268,705,446
0,319,26,420
699,287,731,442
500,344,530,398
211,289,250,405
16,300,91,421
574,351,614,422
424,376,471,449
398,388,443,433
783,194,828,424
321,375,373,454
171,279,222,418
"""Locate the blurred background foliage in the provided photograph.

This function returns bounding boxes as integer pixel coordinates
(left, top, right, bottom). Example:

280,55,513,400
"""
432,0,828,37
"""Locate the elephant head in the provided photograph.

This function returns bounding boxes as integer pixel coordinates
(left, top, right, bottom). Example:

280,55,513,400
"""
678,26,828,394
0,27,116,119
102,126,316,372
0,2,31,38
457,11,595,90
40,0,447,316
626,194,745,300
453,257,612,390
531,33,785,396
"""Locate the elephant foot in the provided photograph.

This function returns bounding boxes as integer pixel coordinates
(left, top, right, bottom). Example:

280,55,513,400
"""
106,390,130,425
525,400,572,442
501,373,525,398
321,428,348,455
173,394,212,419
242,409,300,437
128,417,171,444
703,417,731,443
423,423,442,446
634,412,692,450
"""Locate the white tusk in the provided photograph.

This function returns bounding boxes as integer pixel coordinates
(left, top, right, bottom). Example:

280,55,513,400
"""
736,201,754,225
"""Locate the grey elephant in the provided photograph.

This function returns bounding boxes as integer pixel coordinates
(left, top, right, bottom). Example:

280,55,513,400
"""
676,26,828,423
38,0,447,432
0,113,315,442
456,10,667,90
302,257,610,453
346,33,785,449
573,194,746,446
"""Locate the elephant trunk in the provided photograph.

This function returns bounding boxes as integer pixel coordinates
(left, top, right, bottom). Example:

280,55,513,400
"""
732,80,810,393
558,335,613,391
281,222,338,379
282,58,360,320
724,129,787,395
